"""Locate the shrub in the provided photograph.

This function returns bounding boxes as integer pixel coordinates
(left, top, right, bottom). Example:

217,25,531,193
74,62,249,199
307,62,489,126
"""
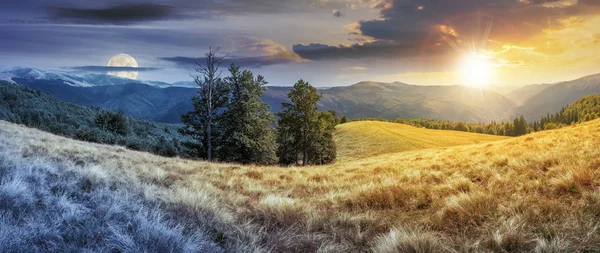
95,110,128,135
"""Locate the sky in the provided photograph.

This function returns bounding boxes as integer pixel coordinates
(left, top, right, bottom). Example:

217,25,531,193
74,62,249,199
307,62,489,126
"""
1,0,600,87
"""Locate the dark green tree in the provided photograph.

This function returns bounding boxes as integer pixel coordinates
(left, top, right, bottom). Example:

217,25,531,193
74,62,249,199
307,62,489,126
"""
95,110,127,135
340,116,349,124
454,122,470,132
276,80,336,166
217,64,277,164
513,115,528,136
309,110,337,165
179,48,229,160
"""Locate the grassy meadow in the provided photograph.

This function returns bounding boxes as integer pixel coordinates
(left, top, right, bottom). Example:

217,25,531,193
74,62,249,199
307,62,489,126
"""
335,121,509,161
2,119,600,252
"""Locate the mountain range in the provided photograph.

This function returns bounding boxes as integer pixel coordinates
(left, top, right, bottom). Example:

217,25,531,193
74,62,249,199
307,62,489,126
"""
3,67,600,123
504,73,600,121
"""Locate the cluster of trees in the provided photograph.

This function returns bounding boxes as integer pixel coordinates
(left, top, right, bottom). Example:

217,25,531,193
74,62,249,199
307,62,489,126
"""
179,49,338,166
0,80,184,157
276,80,338,166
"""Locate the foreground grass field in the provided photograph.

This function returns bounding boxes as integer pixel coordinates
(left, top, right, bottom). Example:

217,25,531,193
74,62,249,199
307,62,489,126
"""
335,121,509,161
2,119,600,252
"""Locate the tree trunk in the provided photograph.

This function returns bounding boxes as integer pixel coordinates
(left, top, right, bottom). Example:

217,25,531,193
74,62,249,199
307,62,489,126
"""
207,76,213,162
302,148,307,166
302,127,307,166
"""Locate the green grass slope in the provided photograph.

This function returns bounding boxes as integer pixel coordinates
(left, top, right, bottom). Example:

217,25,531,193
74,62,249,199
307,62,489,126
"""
335,121,510,161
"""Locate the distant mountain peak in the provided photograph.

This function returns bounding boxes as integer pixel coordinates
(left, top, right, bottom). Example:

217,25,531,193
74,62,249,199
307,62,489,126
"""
0,67,196,88
581,73,600,81
351,81,410,88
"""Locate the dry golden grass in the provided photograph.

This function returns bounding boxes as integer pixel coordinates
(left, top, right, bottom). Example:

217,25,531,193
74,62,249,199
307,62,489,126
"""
335,121,509,161
2,119,600,252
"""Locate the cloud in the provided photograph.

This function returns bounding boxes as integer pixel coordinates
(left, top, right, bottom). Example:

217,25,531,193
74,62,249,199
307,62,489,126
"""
343,66,367,71
361,0,600,43
293,40,447,60
294,0,600,62
161,52,306,69
161,37,308,68
69,66,160,72
51,4,175,24
1,0,345,25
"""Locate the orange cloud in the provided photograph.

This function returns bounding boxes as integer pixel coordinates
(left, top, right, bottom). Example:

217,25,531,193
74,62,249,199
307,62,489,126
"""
438,25,459,37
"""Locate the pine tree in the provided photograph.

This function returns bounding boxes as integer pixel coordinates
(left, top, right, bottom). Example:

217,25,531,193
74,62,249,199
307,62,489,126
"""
217,64,277,164
512,115,528,136
340,116,349,124
310,111,337,164
276,80,336,166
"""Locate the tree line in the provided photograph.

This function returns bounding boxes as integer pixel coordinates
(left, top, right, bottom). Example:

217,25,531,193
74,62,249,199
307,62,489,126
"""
351,116,530,137
179,48,339,166
351,94,600,137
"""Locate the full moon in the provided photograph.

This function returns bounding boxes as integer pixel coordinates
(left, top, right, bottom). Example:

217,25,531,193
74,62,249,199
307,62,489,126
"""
107,54,139,79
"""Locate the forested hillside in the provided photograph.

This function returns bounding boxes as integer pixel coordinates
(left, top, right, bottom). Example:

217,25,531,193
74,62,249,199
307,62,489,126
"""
530,94,600,131
0,81,186,157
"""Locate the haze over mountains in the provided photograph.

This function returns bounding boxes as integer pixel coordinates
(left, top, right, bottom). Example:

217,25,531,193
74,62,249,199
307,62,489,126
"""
504,73,600,121
3,67,600,124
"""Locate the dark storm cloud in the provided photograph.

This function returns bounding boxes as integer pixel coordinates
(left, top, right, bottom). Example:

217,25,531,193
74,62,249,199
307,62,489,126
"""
299,0,600,61
161,53,304,68
70,66,160,72
51,4,175,24
363,0,600,42
0,24,224,57
293,41,432,60
0,0,320,25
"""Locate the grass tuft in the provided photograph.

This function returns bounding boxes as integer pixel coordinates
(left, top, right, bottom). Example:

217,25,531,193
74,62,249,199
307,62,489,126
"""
372,227,451,253
434,192,497,231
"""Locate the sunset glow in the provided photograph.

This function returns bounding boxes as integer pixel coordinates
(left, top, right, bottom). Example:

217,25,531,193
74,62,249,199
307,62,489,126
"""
460,54,493,88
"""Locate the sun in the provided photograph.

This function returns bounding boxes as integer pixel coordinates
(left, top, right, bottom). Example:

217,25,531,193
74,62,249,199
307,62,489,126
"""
460,53,493,88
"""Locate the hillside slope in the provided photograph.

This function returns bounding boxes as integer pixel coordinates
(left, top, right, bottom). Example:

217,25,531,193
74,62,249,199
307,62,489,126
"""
335,121,509,161
0,80,186,156
3,118,600,252
319,82,515,123
506,83,556,106
506,73,600,121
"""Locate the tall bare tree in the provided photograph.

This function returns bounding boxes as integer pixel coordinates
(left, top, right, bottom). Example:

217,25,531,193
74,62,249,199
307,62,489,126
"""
180,48,228,161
